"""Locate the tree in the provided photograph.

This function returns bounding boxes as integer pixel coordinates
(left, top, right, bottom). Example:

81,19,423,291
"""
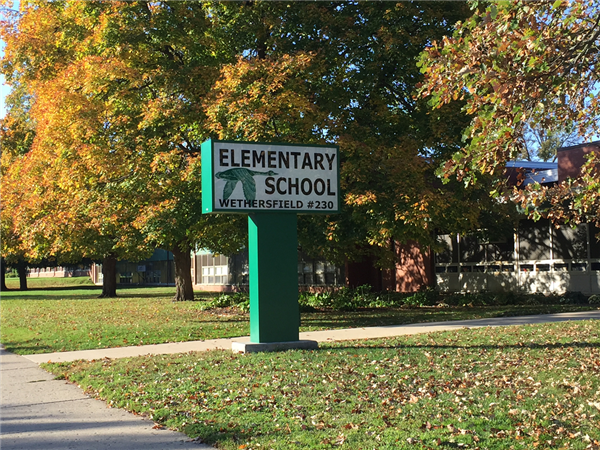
1,1,247,299
132,154,247,300
202,1,514,267
419,0,600,227
2,0,511,293
0,48,38,291
0,164,24,290
0,258,7,291
1,97,153,296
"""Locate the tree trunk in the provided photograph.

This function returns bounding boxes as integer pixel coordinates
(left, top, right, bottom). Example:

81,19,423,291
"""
172,243,194,301
100,254,118,298
17,259,28,291
1,258,8,291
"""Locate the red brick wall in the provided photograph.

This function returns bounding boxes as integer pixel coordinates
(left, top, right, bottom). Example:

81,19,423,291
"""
391,241,433,292
379,241,434,292
558,141,600,182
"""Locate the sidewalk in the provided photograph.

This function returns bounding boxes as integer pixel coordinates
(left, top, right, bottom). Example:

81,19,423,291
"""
2,310,599,449
0,346,213,449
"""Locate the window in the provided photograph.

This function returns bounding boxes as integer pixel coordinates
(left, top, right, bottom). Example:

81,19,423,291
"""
553,224,588,259
119,272,133,284
518,220,551,260
435,235,458,264
487,234,515,262
590,225,600,258
145,270,161,284
554,263,568,272
202,265,228,284
460,235,485,263
298,258,341,286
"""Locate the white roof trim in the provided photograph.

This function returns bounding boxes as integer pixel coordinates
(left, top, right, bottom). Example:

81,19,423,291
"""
506,160,558,170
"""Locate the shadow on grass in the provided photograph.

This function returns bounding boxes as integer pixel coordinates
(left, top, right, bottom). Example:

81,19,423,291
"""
0,293,104,301
182,421,267,449
299,306,595,330
112,290,175,299
300,309,469,330
1,286,180,301
189,316,248,324
1,340,54,354
5,285,101,292
324,341,600,352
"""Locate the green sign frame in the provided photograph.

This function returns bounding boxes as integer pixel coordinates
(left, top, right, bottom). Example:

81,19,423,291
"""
202,139,340,215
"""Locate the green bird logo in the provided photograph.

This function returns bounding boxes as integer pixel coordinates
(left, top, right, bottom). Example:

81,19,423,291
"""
215,168,278,201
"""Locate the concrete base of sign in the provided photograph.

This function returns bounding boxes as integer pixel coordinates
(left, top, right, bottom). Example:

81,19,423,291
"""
232,340,319,354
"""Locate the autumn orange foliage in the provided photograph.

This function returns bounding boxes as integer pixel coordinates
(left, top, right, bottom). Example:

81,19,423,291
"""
2,1,516,286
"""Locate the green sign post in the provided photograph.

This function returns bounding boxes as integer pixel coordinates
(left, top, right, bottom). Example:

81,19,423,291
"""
202,139,339,352
249,213,299,343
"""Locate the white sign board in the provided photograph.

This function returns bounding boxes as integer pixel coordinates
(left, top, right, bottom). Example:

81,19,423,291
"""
202,140,339,214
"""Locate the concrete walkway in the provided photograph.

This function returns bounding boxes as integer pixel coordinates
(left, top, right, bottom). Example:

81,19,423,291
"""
2,309,599,449
0,347,212,449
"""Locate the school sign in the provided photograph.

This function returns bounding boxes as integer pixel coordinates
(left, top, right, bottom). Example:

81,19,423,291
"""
202,140,340,351
202,140,339,214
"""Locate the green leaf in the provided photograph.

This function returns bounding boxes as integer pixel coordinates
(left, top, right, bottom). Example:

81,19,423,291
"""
490,5,498,20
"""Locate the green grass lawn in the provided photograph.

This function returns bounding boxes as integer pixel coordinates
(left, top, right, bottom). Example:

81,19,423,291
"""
45,320,600,450
1,284,596,355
